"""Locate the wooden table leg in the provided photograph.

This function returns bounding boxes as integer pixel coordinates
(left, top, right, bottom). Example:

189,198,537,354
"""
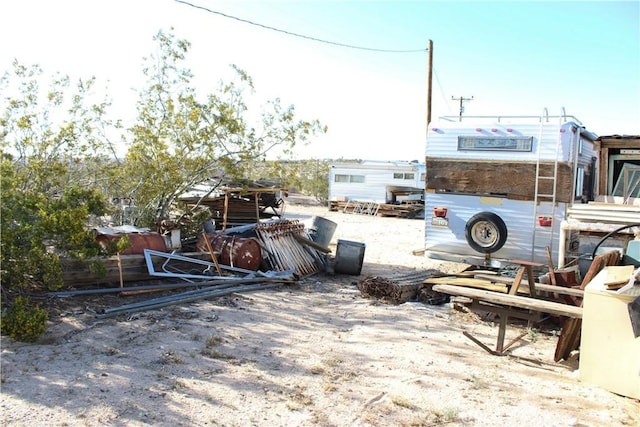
509,267,526,295
525,265,537,297
463,331,499,355
495,314,508,354
460,259,544,357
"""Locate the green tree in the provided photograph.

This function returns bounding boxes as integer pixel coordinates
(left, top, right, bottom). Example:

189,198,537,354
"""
0,61,114,293
123,30,327,228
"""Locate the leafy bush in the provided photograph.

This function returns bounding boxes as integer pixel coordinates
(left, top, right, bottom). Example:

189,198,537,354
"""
0,296,48,342
0,162,107,292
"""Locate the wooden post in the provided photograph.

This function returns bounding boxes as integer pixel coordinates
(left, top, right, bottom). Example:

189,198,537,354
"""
117,252,123,288
255,192,260,223
223,192,229,231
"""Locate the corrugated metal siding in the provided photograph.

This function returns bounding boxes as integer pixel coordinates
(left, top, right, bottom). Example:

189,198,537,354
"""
424,193,568,264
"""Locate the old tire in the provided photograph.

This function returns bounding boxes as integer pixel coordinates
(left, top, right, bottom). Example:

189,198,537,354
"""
464,212,508,254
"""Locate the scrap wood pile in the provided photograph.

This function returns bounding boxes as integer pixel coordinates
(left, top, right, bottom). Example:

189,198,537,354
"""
179,182,286,231
183,193,283,230
357,269,445,304
329,200,424,219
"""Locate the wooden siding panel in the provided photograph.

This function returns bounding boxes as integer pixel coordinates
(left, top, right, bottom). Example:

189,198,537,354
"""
425,160,574,202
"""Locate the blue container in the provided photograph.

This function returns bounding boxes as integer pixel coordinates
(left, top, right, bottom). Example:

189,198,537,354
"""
334,239,366,275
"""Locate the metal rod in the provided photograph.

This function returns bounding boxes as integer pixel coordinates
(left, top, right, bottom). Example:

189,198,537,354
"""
49,274,295,298
96,282,285,318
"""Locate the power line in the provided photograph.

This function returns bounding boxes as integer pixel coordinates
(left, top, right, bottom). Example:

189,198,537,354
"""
433,68,454,115
175,0,427,54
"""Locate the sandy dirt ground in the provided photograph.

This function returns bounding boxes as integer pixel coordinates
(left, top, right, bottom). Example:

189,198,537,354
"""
1,199,639,426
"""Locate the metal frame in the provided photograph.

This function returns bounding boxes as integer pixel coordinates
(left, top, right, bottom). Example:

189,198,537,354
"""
143,249,278,281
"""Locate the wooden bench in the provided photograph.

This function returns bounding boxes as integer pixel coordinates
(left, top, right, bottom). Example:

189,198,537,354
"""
431,284,583,319
432,283,583,355
432,259,583,356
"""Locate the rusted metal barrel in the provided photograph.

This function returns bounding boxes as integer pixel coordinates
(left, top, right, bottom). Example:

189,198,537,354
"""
197,234,262,271
95,232,168,255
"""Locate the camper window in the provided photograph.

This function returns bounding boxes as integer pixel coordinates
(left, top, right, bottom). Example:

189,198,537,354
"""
575,167,584,198
457,136,533,152
393,172,415,180
335,174,365,183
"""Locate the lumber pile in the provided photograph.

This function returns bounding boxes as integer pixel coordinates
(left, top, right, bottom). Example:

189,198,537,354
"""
184,196,276,229
329,200,424,219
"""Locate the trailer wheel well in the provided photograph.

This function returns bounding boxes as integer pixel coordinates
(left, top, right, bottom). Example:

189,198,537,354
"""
464,212,508,254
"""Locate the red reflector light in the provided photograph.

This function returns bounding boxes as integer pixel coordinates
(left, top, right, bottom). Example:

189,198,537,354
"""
538,216,552,227
434,207,448,217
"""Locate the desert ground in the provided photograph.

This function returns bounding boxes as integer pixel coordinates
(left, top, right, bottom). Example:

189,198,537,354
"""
1,198,639,426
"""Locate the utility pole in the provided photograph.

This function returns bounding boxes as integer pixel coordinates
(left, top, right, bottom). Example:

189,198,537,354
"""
451,95,473,121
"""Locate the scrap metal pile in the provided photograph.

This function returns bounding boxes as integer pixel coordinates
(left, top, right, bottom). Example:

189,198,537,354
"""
254,220,325,276
52,218,332,318
197,218,326,277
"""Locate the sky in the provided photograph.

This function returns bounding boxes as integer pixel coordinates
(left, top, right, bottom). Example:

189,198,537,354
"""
1,0,638,161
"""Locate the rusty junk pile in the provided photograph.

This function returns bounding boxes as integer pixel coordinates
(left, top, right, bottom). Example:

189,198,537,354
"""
53,216,348,318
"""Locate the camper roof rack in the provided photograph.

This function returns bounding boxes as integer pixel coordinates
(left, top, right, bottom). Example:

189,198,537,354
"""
439,107,584,126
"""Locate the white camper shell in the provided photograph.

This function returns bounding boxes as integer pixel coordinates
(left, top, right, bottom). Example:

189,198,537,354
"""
424,111,597,267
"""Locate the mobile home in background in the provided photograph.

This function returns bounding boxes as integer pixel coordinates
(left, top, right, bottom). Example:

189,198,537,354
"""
328,160,425,208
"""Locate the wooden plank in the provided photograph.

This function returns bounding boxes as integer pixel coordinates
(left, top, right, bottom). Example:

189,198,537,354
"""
474,274,585,297
471,300,540,321
292,233,332,254
60,252,213,286
508,259,544,267
432,284,583,318
423,277,508,293
554,317,582,362
454,269,497,278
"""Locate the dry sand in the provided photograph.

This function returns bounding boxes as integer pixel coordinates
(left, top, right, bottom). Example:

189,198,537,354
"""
1,200,639,426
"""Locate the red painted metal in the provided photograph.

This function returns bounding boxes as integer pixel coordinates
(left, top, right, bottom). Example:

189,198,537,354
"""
95,232,168,255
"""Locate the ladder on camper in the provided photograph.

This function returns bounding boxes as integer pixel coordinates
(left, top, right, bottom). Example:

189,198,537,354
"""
531,109,562,260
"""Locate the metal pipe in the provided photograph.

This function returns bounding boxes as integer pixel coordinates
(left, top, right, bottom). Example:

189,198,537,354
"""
96,282,285,318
